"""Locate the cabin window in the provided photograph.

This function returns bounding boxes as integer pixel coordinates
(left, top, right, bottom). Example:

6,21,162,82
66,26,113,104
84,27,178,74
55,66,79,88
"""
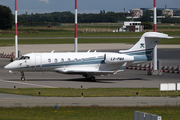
61,58,64,62
74,58,77,62
55,58,58,63
48,59,51,62
81,58,84,62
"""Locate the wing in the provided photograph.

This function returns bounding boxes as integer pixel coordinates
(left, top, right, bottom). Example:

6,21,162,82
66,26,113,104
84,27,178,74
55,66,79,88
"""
54,62,127,76
54,68,115,76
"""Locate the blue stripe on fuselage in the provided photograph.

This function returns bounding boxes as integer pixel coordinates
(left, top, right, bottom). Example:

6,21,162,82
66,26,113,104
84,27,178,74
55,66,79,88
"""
120,48,153,56
42,56,105,68
120,48,153,62
134,55,152,61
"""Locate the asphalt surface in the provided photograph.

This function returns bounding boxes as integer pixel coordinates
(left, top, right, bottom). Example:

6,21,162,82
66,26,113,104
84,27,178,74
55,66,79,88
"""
0,44,180,107
0,93,180,107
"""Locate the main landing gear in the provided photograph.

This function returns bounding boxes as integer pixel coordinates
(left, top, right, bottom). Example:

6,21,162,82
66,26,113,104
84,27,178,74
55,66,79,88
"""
84,74,96,81
20,71,26,81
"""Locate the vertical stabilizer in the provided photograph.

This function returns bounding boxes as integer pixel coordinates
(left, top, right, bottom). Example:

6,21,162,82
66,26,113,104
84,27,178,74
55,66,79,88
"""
119,32,172,56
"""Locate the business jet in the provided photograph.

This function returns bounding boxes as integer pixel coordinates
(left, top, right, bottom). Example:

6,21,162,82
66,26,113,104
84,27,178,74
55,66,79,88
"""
4,32,171,81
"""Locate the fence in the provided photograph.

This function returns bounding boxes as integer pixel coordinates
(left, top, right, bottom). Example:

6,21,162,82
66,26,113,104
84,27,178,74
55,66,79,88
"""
126,63,180,74
0,52,14,59
134,111,161,120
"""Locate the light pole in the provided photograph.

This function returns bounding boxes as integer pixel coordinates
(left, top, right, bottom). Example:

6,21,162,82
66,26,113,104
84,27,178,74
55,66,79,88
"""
15,0,18,58
153,0,157,70
74,0,78,52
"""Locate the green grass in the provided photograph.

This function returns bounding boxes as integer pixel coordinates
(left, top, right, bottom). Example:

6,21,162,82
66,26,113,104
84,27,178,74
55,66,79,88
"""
0,28,180,38
1,26,180,46
159,38,180,44
0,88,179,97
162,31,180,36
1,38,180,47
0,30,145,38
0,29,74,38
0,106,180,120
0,38,138,45
157,26,180,29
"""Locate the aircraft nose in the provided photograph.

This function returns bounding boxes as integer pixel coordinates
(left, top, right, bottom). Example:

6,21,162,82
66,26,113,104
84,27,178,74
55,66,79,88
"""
4,64,10,69
4,63,14,70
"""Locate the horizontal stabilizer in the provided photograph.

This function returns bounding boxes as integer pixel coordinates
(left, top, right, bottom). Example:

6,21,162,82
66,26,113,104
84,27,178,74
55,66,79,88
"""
143,32,173,39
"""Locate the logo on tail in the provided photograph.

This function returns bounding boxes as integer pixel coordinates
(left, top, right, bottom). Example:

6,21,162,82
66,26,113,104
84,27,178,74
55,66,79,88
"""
140,43,145,48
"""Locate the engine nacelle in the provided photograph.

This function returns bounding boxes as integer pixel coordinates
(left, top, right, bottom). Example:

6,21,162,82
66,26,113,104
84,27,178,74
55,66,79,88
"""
104,53,134,64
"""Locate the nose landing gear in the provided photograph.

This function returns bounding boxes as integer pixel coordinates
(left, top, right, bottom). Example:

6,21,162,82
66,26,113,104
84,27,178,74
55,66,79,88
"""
20,71,26,81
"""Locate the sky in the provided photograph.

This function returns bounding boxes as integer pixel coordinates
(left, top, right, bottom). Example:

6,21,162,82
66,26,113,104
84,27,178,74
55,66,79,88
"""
1,0,180,15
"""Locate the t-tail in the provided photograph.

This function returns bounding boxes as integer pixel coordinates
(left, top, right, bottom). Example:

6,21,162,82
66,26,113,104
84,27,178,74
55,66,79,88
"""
119,32,173,63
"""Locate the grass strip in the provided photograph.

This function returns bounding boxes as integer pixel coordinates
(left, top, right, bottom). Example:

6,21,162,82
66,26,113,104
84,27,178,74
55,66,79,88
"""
0,106,180,120
0,38,138,47
0,30,180,38
0,88,179,97
1,38,180,47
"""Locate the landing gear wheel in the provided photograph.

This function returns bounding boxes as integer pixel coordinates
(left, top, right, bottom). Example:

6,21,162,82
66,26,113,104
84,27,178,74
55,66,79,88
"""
84,75,88,80
21,77,26,81
20,71,26,81
90,76,96,81
84,74,96,81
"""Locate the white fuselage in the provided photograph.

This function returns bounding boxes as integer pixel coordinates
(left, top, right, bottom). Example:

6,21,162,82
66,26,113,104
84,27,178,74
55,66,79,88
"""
4,52,135,76
4,32,172,80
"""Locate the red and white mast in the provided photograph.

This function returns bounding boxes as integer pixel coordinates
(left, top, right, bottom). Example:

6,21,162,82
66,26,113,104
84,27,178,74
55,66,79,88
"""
153,0,157,32
74,0,78,52
153,0,157,71
15,0,18,58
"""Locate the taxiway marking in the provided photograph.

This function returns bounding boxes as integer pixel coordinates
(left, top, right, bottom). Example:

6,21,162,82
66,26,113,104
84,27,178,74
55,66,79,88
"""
0,79,56,88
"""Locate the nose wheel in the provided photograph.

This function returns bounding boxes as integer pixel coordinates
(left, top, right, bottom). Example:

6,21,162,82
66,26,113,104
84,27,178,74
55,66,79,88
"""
20,71,26,81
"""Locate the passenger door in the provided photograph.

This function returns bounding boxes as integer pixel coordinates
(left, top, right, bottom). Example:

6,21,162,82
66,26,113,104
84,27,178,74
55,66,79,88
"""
35,55,42,71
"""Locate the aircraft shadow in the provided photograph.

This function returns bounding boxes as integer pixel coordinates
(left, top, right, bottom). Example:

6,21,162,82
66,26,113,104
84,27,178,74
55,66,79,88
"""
6,77,148,83
61,77,148,83
6,79,61,81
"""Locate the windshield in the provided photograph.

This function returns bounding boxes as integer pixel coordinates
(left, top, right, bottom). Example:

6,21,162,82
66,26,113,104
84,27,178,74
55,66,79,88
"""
18,56,30,60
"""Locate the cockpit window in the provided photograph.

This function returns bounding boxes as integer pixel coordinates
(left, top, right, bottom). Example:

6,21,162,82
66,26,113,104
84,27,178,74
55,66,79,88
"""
24,56,30,59
18,56,30,60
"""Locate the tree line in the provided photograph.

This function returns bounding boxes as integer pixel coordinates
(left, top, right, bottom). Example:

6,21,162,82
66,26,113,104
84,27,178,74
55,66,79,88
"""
0,5,13,29
17,11,130,25
1,5,180,30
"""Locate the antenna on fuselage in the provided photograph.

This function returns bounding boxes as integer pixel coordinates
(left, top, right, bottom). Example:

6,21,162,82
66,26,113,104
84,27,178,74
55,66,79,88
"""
74,0,78,52
51,50,54,53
